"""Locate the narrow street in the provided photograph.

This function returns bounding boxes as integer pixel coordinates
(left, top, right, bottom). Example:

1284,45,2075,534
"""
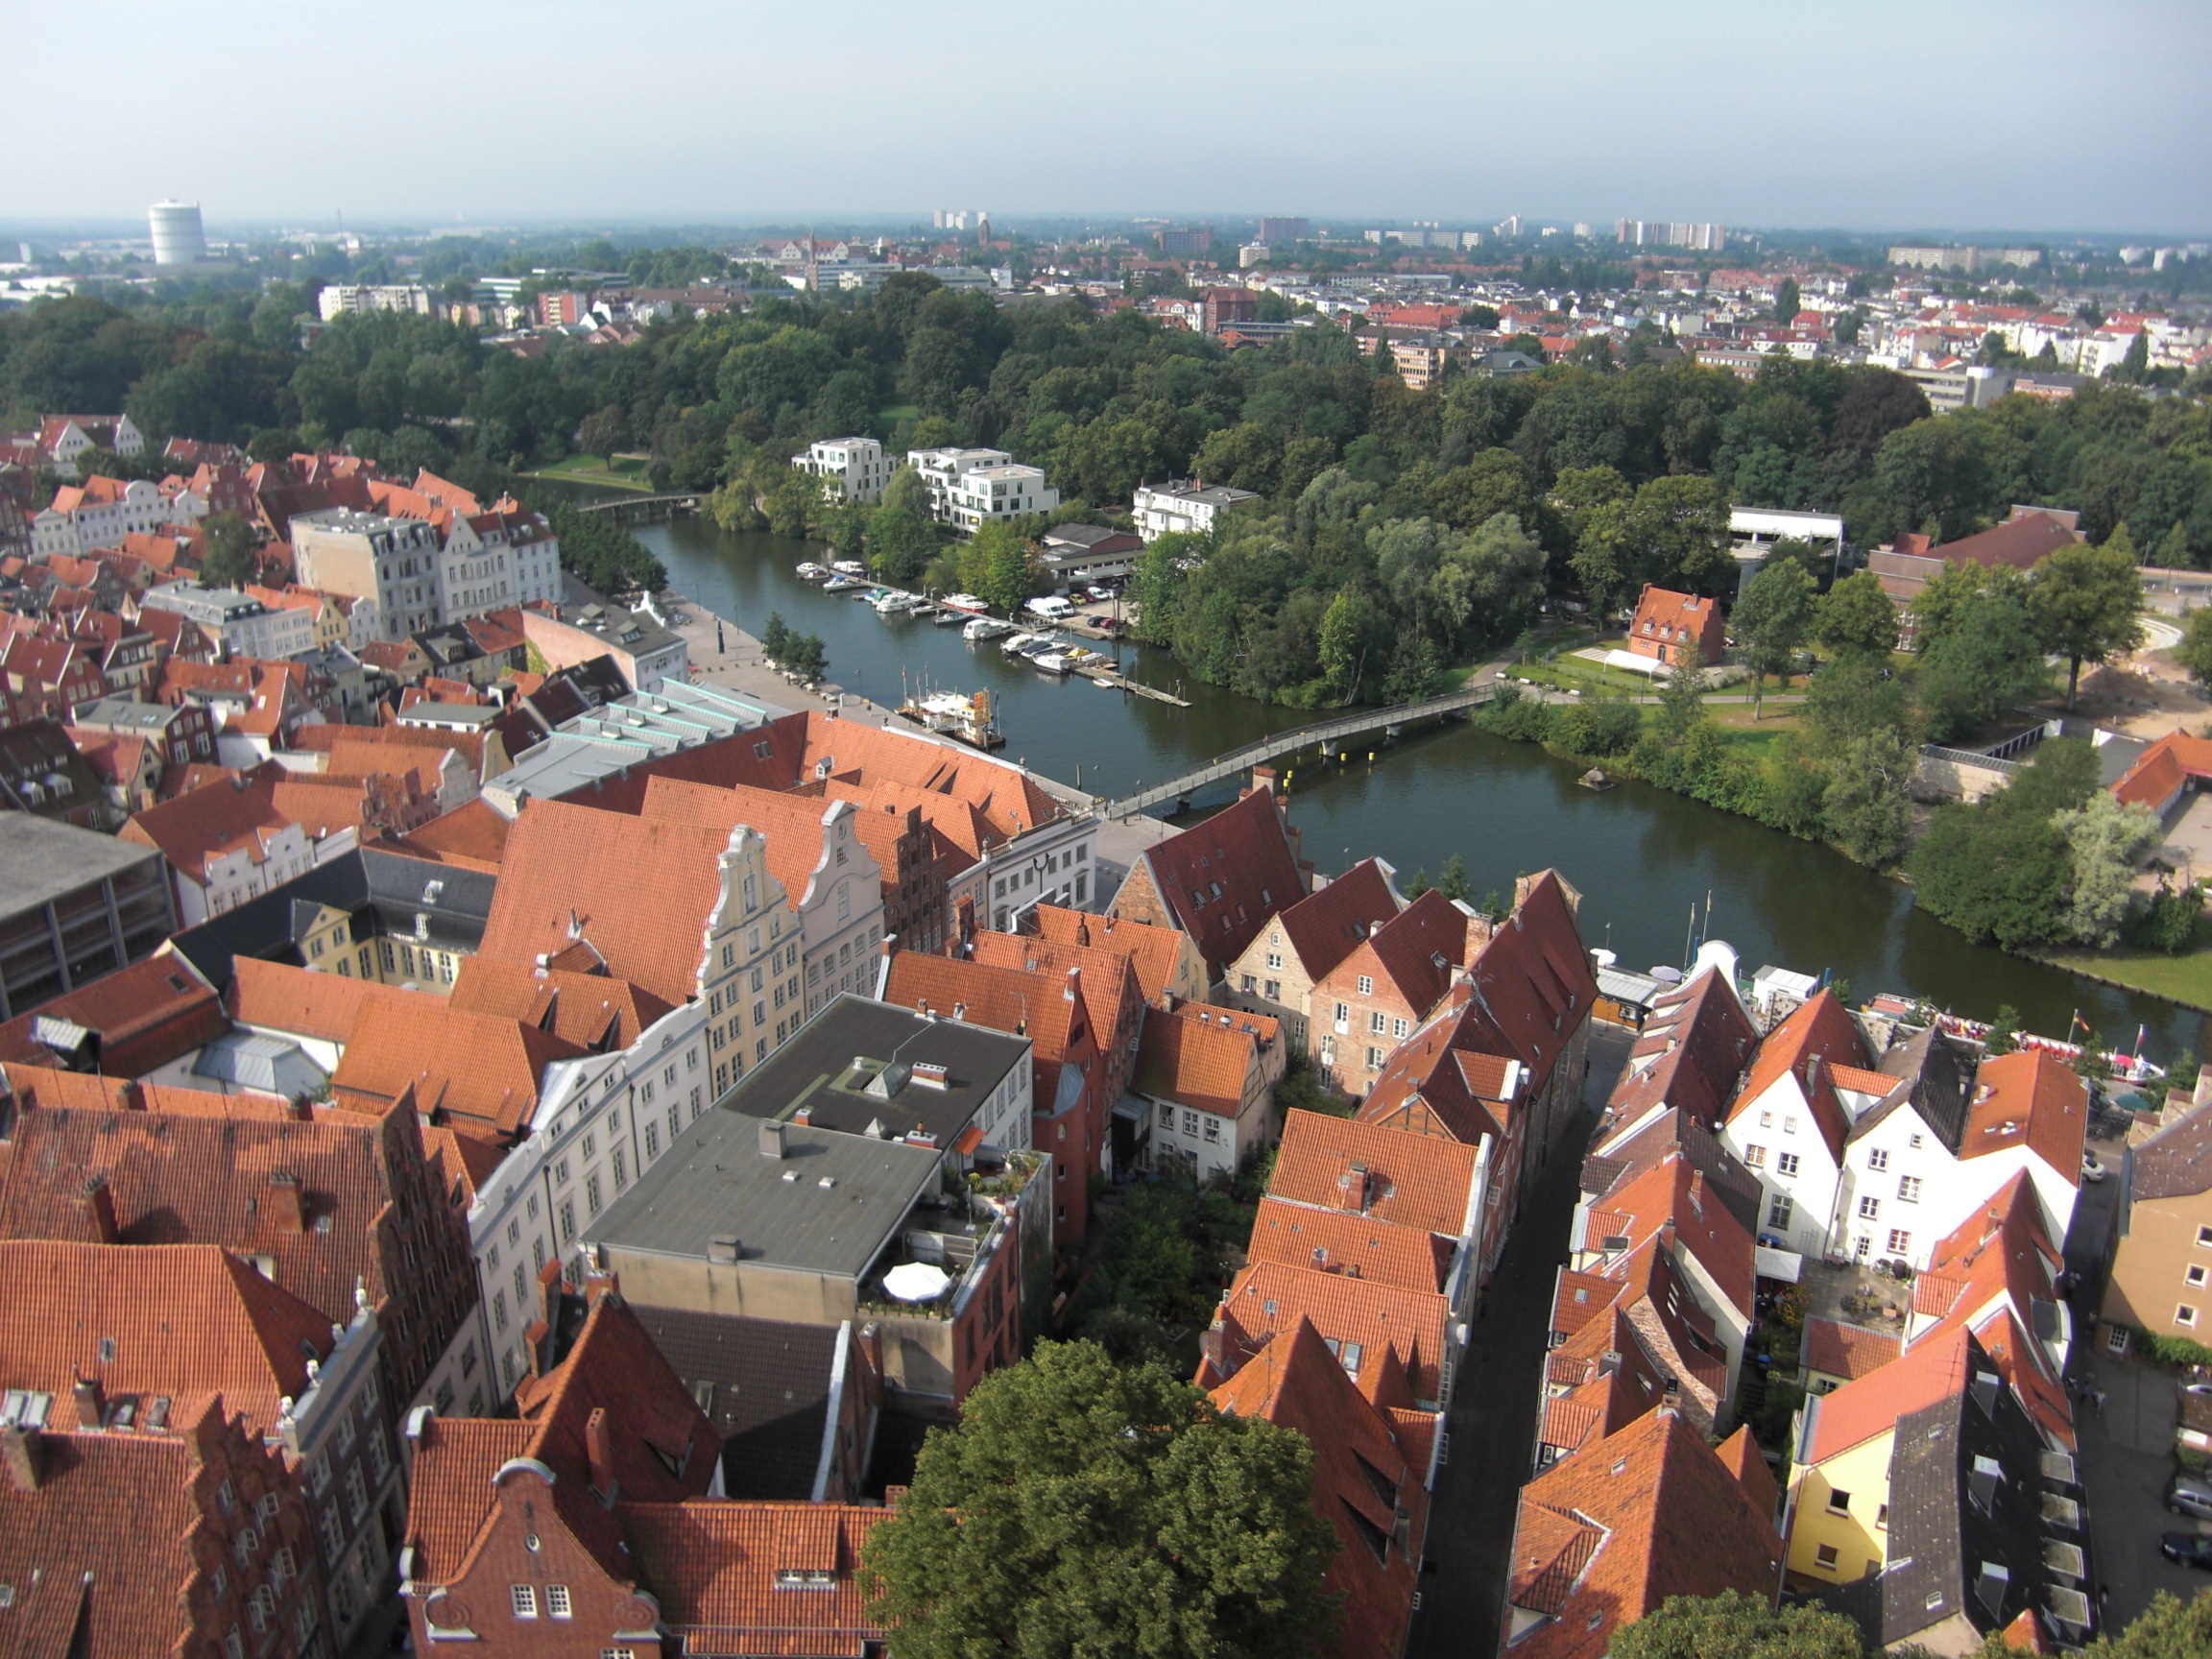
1406,1023,1632,1659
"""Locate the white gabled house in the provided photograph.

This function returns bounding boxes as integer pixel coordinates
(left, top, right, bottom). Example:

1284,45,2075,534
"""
1717,988,1867,1261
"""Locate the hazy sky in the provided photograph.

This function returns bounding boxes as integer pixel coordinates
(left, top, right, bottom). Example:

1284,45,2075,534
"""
15,0,2209,235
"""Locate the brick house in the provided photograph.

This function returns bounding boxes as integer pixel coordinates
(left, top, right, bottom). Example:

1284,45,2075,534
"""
0,1090,484,1429
1106,775,1311,982
1131,998,1284,1183
1226,856,1403,1052
0,1393,327,1658
1311,889,1488,1095
1626,584,1726,667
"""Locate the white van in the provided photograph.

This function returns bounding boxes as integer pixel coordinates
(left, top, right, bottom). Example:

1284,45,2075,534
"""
1024,595,1075,620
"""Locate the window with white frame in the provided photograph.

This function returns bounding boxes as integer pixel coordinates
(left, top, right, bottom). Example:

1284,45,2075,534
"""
1887,1229,1912,1254
1776,1152,1800,1176
512,1585,539,1619
546,1585,572,1620
1858,1196,1881,1219
2180,1305,2200,1327
1743,1145,1766,1167
1357,975,1373,996
1866,1148,1888,1170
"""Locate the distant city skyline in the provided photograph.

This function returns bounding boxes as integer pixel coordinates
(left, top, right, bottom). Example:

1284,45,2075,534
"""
10,0,2209,235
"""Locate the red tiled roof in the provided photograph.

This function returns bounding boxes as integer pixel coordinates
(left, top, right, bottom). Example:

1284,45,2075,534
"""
1934,509,2081,572
330,997,585,1138
1130,786,1308,973
1629,585,1726,661
0,1094,428,1334
1267,1112,1479,1240
1724,988,1863,1157
0,953,228,1080
1212,1261,1449,1405
1503,1408,1782,1659
1328,888,1476,1021
1132,1003,1262,1117
1028,904,1199,1002
448,956,676,1050
1962,1048,2087,1184
2113,731,2212,809
1207,1318,1426,1659
391,797,511,869
478,799,743,1004
0,1240,332,1434
406,1292,718,1583
967,931,1143,1065
228,956,419,1046
1246,1196,1451,1292
623,1501,890,1658
119,773,297,881
1266,857,1402,981
882,951,1080,1064
1607,966,1756,1133
1803,1316,1901,1382
1802,1323,1974,1463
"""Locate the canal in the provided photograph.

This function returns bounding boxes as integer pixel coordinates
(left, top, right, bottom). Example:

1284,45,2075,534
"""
635,515,2212,1064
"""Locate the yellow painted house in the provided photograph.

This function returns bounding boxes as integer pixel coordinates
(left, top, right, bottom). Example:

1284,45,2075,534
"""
1785,1325,1974,1588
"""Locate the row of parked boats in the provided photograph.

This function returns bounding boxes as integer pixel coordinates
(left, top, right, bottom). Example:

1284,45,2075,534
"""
795,562,1108,666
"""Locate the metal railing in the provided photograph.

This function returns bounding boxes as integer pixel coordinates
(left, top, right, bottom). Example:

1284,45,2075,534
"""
1104,681,1502,817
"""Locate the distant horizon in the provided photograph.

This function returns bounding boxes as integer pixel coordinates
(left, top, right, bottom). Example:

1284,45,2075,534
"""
11,1,2205,237
4,212,2208,248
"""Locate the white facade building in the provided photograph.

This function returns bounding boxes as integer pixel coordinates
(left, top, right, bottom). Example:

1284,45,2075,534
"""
137,581,316,661
1132,479,1262,541
792,437,891,503
907,447,1059,535
292,510,447,638
316,285,432,322
31,474,180,556
957,809,1103,934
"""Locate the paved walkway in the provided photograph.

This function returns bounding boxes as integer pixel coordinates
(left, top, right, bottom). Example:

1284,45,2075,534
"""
1404,1023,1633,1659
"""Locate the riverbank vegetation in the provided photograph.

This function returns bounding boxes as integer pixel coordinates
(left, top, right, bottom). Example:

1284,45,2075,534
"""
8,265,2210,661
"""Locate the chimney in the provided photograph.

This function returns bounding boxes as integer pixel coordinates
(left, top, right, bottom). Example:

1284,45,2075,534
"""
759,1119,785,1160
1687,1171,1704,1215
0,1428,40,1491
1064,966,1080,1004
267,1171,305,1234
1339,1162,1370,1214
75,1175,119,1245
585,1407,615,1499
73,1376,104,1431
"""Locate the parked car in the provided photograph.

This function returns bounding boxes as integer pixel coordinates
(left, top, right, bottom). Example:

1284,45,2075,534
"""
2167,1472,2212,1520
2158,1531,2212,1569
2081,1152,2107,1183
1085,585,1118,602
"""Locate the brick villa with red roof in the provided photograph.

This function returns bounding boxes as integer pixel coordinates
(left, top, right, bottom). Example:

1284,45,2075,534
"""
1311,889,1487,1094
1626,584,1726,667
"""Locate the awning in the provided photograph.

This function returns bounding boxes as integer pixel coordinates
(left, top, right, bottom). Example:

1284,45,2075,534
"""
953,1124,985,1156
1755,1245,1803,1284
882,1262,952,1303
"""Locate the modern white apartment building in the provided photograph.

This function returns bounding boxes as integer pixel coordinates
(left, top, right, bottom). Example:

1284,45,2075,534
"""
316,284,433,322
907,446,1059,536
792,436,891,503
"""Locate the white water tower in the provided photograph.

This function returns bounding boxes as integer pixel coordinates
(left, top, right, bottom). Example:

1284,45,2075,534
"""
149,201,205,266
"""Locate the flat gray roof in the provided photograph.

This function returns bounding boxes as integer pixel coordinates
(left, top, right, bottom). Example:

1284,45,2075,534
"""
722,995,1031,1145
0,816,165,921
585,1118,939,1280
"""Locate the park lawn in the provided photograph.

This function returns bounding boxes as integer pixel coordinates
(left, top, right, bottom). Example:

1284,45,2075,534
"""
2043,918,2212,1011
522,453,654,492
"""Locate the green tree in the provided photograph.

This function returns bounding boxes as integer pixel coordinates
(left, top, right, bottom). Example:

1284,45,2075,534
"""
2177,606,2212,688
198,511,257,589
2083,1590,2212,1659
1629,474,1732,593
576,403,628,461
1607,1590,1864,1659
1438,854,1471,902
1317,587,1388,704
1658,635,1710,746
860,1342,1341,1659
1731,560,1815,715
1913,569,2048,743
1984,1005,2020,1055
1815,569,1898,658
759,612,792,662
1772,277,1802,324
1821,728,1916,867
2028,540,2145,709
782,631,828,682
882,463,931,518
2053,791,2161,946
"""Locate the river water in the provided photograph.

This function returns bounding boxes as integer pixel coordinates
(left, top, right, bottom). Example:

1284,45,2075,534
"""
634,516,2211,1065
